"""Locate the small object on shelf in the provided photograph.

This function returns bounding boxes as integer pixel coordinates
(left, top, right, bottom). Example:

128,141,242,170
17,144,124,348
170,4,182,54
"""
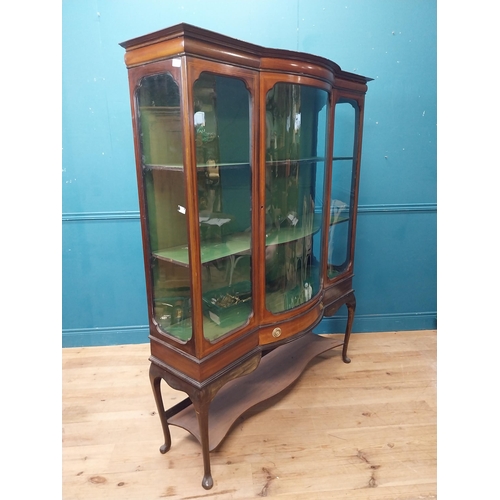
330,199,348,224
286,211,299,226
304,282,312,301
203,281,252,327
159,314,171,328
155,296,190,326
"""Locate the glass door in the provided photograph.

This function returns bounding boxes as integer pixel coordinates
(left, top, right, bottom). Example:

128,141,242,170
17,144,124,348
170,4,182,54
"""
193,72,253,341
136,68,193,341
264,83,328,314
327,98,359,279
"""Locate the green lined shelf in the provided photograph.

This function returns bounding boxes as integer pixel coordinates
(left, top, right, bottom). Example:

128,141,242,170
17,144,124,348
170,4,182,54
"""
153,233,251,266
144,161,251,171
153,214,323,267
265,156,326,165
330,215,350,225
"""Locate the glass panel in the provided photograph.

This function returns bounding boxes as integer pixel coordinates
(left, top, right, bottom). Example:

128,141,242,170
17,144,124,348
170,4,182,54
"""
328,100,358,279
193,73,253,341
264,83,328,313
136,72,193,341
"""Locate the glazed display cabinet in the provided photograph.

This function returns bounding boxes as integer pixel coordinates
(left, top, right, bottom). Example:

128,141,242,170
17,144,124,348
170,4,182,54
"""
120,24,370,489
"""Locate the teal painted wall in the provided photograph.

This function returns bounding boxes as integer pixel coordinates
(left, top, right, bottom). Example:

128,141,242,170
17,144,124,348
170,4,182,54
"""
62,0,436,347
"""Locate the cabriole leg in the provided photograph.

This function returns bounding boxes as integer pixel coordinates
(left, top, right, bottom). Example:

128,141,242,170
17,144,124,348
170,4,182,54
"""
342,293,356,363
149,364,172,454
192,395,213,490
148,352,260,489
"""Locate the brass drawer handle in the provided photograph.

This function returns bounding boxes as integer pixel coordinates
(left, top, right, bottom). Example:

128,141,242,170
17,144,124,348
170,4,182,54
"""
272,328,282,338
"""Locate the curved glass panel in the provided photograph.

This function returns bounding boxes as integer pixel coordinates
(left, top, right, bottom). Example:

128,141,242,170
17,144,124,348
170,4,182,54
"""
136,71,192,341
264,83,328,313
328,99,358,279
193,73,253,341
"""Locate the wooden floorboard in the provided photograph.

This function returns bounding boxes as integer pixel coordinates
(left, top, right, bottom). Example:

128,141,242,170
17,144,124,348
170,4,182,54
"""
62,330,437,499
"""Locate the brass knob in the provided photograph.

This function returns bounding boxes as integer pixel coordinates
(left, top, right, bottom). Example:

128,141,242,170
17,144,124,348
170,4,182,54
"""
272,327,282,338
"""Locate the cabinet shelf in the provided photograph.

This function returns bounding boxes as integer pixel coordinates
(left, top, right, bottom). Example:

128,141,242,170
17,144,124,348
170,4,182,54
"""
265,214,321,246
141,106,180,113
153,214,322,267
153,232,251,267
144,161,250,171
161,310,250,342
330,215,349,226
167,332,344,451
144,163,183,171
266,156,325,165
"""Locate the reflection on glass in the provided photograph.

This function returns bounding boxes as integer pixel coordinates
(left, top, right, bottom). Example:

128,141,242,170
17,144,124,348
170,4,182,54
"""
328,99,358,279
193,73,253,341
264,83,328,313
137,71,193,341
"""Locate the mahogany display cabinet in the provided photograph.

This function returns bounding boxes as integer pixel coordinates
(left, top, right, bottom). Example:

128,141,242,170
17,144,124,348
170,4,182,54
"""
120,23,371,489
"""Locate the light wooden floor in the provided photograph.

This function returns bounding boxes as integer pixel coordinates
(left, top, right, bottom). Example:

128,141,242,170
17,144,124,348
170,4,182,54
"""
62,330,436,499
